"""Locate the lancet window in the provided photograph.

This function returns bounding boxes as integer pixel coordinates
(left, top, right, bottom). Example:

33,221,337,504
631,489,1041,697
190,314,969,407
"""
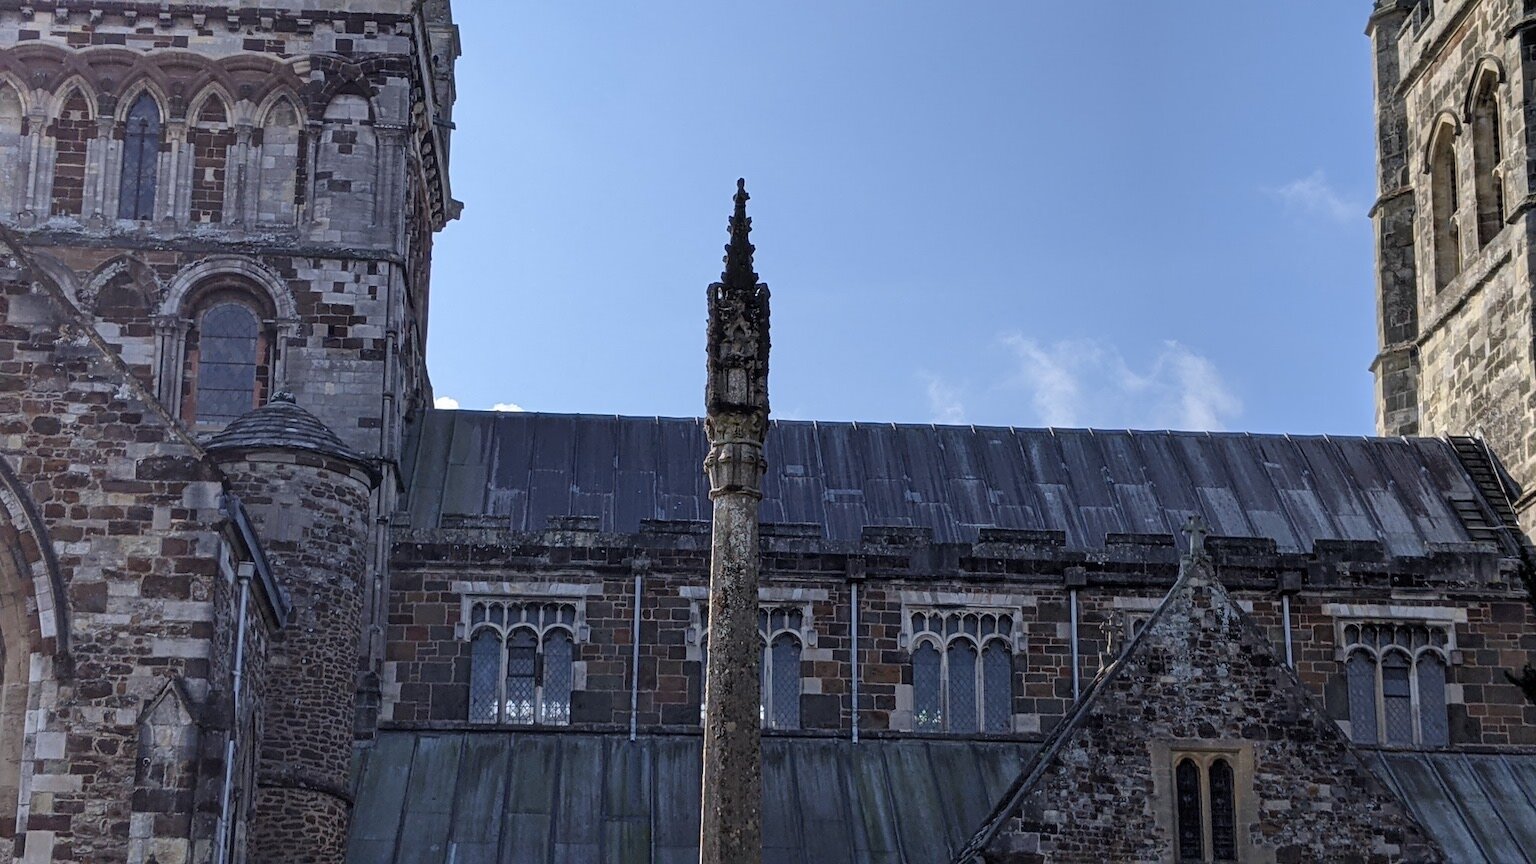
117,93,161,221
1173,753,1238,863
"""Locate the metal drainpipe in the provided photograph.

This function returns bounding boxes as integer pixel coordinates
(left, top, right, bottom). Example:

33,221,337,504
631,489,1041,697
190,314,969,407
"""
850,580,860,743
629,565,644,742
1069,589,1081,702
1282,593,1295,669
216,562,253,864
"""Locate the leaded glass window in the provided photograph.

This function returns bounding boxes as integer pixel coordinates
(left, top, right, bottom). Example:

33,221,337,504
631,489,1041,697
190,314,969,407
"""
195,303,260,423
907,608,1016,733
1172,752,1243,864
463,598,581,726
117,93,161,221
1209,758,1236,862
913,642,942,733
1341,620,1451,747
1175,758,1203,862
757,606,804,730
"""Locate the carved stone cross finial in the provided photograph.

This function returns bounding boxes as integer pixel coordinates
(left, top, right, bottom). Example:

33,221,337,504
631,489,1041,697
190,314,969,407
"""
1182,515,1210,557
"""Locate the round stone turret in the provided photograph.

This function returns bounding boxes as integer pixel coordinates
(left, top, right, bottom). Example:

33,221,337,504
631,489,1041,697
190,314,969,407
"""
207,393,378,863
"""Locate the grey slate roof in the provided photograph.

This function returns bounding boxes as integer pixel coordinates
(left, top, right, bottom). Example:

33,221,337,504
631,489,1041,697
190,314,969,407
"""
204,392,377,479
402,410,1497,556
346,731,1029,864
345,730,1536,864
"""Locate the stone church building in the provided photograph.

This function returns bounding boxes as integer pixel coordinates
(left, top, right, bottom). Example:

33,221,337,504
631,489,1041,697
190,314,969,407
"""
0,0,1531,862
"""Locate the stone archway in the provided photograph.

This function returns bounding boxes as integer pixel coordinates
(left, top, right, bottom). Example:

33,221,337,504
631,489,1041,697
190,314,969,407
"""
0,523,34,843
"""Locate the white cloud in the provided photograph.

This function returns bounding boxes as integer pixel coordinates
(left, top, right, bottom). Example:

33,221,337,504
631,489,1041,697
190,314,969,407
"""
1270,170,1357,223
920,373,967,425
433,395,460,410
491,402,526,412
999,336,1241,431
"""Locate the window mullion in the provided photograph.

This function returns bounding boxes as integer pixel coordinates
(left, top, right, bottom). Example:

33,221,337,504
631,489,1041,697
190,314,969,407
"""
1408,652,1422,746
496,629,509,725
939,643,949,733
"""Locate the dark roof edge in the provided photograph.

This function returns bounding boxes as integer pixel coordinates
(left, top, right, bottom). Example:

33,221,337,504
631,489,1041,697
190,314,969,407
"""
221,493,292,627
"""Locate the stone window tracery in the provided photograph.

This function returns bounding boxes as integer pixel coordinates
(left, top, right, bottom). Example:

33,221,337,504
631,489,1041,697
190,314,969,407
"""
906,608,1016,734
692,599,814,730
1341,621,1449,747
465,598,580,726
117,92,161,221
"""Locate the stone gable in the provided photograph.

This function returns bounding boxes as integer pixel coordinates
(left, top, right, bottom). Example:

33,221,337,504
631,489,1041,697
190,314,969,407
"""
962,550,1444,864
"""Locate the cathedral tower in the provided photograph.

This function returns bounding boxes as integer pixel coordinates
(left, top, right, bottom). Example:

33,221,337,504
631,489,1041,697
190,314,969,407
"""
1370,0,1536,525
0,1,456,861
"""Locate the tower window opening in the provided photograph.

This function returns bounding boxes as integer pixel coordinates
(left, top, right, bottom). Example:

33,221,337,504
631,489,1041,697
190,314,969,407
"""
1429,125,1461,291
1471,77,1504,247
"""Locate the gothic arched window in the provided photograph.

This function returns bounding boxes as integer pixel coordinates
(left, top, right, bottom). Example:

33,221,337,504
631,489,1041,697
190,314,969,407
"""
314,93,377,233
464,599,578,726
1429,124,1460,291
907,609,1016,734
117,93,161,221
194,303,261,424
1470,74,1504,247
1173,753,1240,864
1342,622,1450,747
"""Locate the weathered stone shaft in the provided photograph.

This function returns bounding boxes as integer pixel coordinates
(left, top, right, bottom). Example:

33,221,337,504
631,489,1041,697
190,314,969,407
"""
699,472,764,863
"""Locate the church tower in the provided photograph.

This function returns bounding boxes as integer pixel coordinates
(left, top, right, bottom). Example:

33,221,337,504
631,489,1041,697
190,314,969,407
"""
1370,0,1535,525
0,2,457,861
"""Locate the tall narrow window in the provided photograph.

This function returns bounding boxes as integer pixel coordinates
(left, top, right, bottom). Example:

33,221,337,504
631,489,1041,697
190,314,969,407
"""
1429,125,1461,290
48,88,95,218
462,598,581,726
1175,758,1203,862
0,85,28,216
757,607,804,730
982,641,1013,733
1471,76,1504,247
913,642,942,733
117,93,161,221
194,303,260,423
468,629,500,723
314,94,377,233
1342,621,1450,746
1209,759,1237,862
907,609,1017,733
189,96,233,224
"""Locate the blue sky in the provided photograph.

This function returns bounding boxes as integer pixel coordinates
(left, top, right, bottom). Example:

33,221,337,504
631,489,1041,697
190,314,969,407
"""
427,2,1378,435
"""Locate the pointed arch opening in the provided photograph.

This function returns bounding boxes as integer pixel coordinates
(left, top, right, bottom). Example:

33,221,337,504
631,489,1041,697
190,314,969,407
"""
1469,71,1504,247
313,93,377,234
48,86,96,218
117,92,162,221
1427,122,1460,291
189,93,234,224
0,83,25,217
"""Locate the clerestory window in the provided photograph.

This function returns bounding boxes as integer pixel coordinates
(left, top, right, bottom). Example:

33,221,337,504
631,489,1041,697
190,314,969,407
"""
908,609,1014,734
1342,621,1449,747
193,302,262,424
466,599,578,726
696,603,810,730
117,93,161,221
1174,753,1238,864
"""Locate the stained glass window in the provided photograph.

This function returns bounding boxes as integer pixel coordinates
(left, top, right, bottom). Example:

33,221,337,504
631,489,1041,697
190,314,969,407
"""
195,304,259,423
118,93,161,221
1175,758,1203,862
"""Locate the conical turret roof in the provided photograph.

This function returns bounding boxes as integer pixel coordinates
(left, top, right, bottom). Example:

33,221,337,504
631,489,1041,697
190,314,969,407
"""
204,392,377,481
